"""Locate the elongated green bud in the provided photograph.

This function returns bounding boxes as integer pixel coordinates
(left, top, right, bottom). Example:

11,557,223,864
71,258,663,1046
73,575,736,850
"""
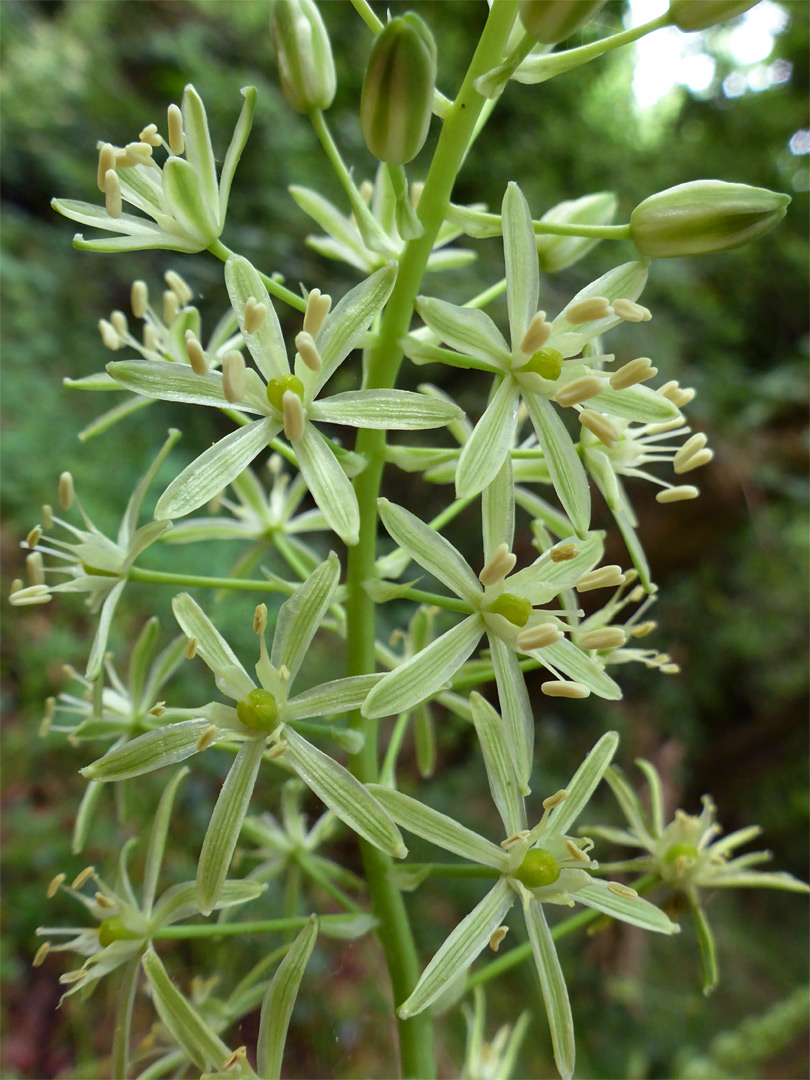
630,180,790,258
668,0,760,32
519,0,606,45
360,13,437,166
270,0,336,114
537,191,617,273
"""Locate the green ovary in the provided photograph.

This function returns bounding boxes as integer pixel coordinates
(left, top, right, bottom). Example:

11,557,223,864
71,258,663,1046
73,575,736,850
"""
664,842,699,864
98,916,141,948
514,848,561,889
486,592,532,627
521,347,563,380
236,688,280,733
266,374,304,413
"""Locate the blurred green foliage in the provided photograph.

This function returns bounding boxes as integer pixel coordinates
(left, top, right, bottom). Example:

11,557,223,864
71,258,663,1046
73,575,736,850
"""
2,1,807,1077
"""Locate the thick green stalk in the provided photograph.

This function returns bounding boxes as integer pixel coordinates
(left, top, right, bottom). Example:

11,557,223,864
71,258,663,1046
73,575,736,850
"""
344,4,519,1078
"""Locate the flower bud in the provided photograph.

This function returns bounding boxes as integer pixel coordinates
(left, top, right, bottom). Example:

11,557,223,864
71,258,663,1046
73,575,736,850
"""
269,0,336,114
537,191,617,273
360,13,437,166
668,0,760,32
519,0,606,45
630,180,790,258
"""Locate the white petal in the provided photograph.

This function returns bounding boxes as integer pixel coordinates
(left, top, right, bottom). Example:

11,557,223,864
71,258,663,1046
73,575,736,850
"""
502,183,540,350
310,389,463,430
271,553,340,682
455,377,521,499
523,395,591,537
294,423,359,546
521,897,575,1080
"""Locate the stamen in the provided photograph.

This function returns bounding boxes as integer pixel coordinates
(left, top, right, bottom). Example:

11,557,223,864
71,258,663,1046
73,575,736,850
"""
33,942,51,967
254,603,268,635
579,409,619,448
659,380,695,408
565,839,591,863
549,541,578,562
222,350,246,404
40,697,55,737
576,565,625,592
124,141,153,163
519,311,551,355
610,357,657,390
26,551,45,586
479,542,516,587
500,830,530,850
266,741,288,760
47,873,66,898
99,318,121,350
516,623,563,651
660,662,680,674
164,270,192,305
26,525,42,549
410,181,424,208
104,169,122,218
294,330,322,372
673,432,707,472
565,296,612,324
612,298,651,323
95,892,116,908
676,448,713,473
543,789,568,810
9,584,51,606
163,289,179,325
42,505,54,529
555,375,607,408
222,1047,249,1071
96,143,116,192
580,627,626,650
185,331,208,376
656,486,699,504
138,123,162,147
150,703,166,717
489,925,509,952
244,297,268,335
114,150,140,169
196,725,219,752
630,620,657,638
143,324,159,352
110,310,128,337
542,681,590,699
607,881,638,899
59,473,74,511
185,637,198,660
59,970,88,986
71,865,95,890
131,280,148,318
282,390,305,442
358,179,374,206
167,103,185,155
303,288,332,336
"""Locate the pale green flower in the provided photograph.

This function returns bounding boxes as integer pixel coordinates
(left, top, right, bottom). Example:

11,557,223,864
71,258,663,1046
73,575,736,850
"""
81,554,406,914
370,707,678,1080
10,430,179,679
585,759,810,993
460,987,530,1080
52,84,256,253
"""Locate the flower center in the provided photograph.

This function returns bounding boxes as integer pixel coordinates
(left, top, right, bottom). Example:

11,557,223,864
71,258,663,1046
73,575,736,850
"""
485,592,532,627
663,842,699,864
520,346,563,380
236,688,280,733
513,848,561,889
97,916,142,947
266,374,304,413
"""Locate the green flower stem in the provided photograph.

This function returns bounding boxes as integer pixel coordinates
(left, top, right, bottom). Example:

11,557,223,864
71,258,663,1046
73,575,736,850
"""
452,656,541,691
405,862,501,880
521,12,673,82
467,276,507,310
298,853,363,914
127,566,296,596
343,6,519,1078
153,914,354,939
208,238,306,313
458,207,633,239
379,710,411,788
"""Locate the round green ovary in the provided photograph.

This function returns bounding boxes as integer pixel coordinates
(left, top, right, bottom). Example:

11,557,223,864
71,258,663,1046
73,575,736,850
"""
664,842,699,863
98,916,141,947
486,592,532,627
236,688,279,733
514,848,561,889
266,374,304,413
521,347,563,380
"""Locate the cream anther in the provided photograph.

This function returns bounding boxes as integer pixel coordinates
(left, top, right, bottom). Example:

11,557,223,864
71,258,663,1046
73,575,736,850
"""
47,873,65,898
630,620,657,638
677,448,713,473
196,725,219,752
104,169,122,218
656,486,699,504
96,143,116,192
610,357,657,390
167,103,185,155
222,350,246,403
659,380,695,408
150,703,166,717
59,472,74,511
295,330,322,372
138,123,162,147
131,280,148,318
580,627,626,650
516,623,563,651
565,839,591,863
660,662,681,674
26,551,45,586
555,375,607,408
576,565,624,592
222,1047,250,1071
500,830,530,849
143,324,159,351
607,881,638,899
110,310,128,337
303,288,332,336
99,318,121,350
549,542,578,562
673,433,708,473
244,297,268,335
163,289,179,324
282,390,305,442
185,332,208,376
519,311,551,355
542,680,590,699
39,697,55,738
59,970,88,986
9,584,51,606
645,417,684,436
124,140,153,163
479,543,516,587
410,181,424,207
71,865,95,890
266,741,288,760
612,298,651,323
254,603,268,635
41,504,53,530
565,296,612,324
26,525,43,549
542,789,568,810
359,179,374,205
33,942,51,968
114,150,140,169
94,892,116,908
489,926,509,952
579,409,619,448
185,636,198,660
165,270,192,305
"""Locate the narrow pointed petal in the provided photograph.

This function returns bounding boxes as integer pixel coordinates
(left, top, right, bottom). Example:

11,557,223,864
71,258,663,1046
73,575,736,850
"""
603,765,656,846
72,231,202,254
590,384,681,424
536,638,622,700
225,255,289,381
522,897,576,1080
286,674,383,720
576,881,679,935
471,693,526,838
362,615,484,719
85,579,126,680
489,635,534,796
197,738,265,914
142,766,189,915
368,784,507,869
502,183,540,350
155,417,280,520
551,261,649,359
547,731,619,836
523,395,591,536
80,720,213,782
309,389,463,430
399,879,514,1018
119,429,181,548
219,86,257,221
257,916,318,1080
180,84,219,224
482,455,515,563
153,879,267,927
172,592,254,698
314,263,397,392
51,199,167,236
295,423,359,546
415,297,511,368
456,377,521,499
284,729,406,858
107,360,250,411
162,157,219,247
377,499,482,606
272,553,340,681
